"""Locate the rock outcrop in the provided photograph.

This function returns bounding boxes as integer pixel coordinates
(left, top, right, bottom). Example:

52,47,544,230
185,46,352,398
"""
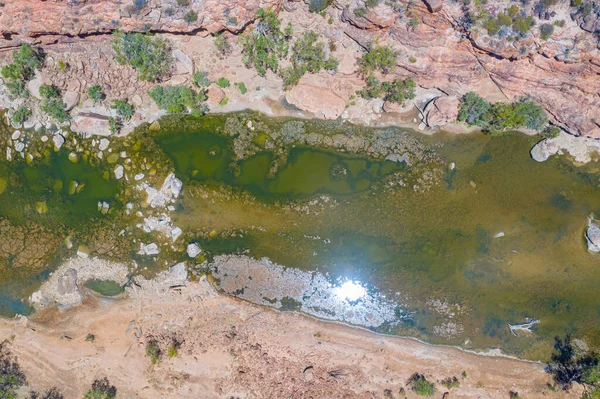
0,0,599,139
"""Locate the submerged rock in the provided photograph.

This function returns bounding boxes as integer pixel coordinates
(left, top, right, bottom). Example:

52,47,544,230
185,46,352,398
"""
187,243,202,258
138,243,160,255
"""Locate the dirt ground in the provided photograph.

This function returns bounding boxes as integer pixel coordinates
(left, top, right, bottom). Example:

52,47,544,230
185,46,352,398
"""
0,274,579,399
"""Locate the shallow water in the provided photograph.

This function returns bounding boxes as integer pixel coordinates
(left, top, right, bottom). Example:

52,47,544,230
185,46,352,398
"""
3,113,600,360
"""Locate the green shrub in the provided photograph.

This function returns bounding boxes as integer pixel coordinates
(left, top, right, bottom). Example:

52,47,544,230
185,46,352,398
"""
42,99,70,123
571,0,582,6
357,74,386,99
365,0,379,7
87,84,105,101
219,96,229,106
112,31,173,82
540,23,554,40
30,387,64,399
513,99,548,130
408,17,419,29
408,56,417,63
354,7,367,17
1,43,44,83
213,33,232,57
359,41,396,76
507,5,520,18
12,106,31,125
146,341,161,365
192,71,210,87
39,84,60,99
512,15,535,35
408,373,436,396
441,376,460,389
5,80,28,98
108,116,121,134
83,378,117,399
0,343,27,399
309,0,333,13
168,346,179,358
176,0,189,5
184,10,198,23
111,99,134,121
216,77,230,88
240,8,289,76
148,85,207,115
236,82,248,94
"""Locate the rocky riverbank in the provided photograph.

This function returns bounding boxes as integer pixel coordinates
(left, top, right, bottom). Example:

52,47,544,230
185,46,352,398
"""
0,256,578,398
0,0,599,163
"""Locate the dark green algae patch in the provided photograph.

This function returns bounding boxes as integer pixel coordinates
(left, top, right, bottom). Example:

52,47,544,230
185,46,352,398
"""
3,111,600,360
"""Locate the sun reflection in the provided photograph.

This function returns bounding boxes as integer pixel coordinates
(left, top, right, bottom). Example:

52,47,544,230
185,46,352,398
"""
334,280,367,301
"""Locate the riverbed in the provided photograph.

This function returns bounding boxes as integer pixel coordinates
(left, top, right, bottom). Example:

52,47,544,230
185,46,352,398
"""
2,111,600,360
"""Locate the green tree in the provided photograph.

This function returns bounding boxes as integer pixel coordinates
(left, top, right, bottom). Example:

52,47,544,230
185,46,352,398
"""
408,373,436,396
184,10,198,23
0,343,27,399
83,378,116,399
148,85,207,115
540,23,554,40
457,92,491,127
240,8,289,76
112,31,173,82
42,99,70,123
359,41,396,76
1,43,44,82
11,106,32,125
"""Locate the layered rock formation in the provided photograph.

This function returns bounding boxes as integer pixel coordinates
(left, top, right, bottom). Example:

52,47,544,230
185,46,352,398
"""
0,0,599,138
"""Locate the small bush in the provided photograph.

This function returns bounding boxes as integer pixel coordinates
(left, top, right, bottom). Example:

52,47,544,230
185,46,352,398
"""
146,340,161,365
359,41,396,76
108,116,121,134
85,334,96,343
219,97,229,106
366,0,379,7
408,17,419,30
571,0,582,6
441,376,460,389
236,82,247,94
354,7,367,17
309,0,333,13
184,10,198,23
192,71,210,87
168,346,179,357
39,84,60,99
213,33,232,57
540,23,554,40
176,0,189,5
111,99,134,121
148,85,207,115
83,377,117,399
6,80,28,98
12,106,31,125
30,387,64,399
42,99,70,123
408,373,436,396
216,77,230,88
512,15,535,35
88,84,105,101
408,56,417,63
112,31,173,82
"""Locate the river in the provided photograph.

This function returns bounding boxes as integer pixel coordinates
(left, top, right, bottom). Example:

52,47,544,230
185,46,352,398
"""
2,111,600,360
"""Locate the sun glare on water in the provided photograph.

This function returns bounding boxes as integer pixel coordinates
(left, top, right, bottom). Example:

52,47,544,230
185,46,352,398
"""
334,280,367,301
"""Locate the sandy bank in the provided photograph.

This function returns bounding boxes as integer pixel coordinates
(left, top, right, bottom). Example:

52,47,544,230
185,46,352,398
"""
0,266,577,398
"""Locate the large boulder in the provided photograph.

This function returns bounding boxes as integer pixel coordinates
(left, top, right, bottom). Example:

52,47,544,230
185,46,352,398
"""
207,85,226,105
285,84,346,119
71,112,113,137
530,139,558,162
424,96,459,128
63,91,80,111
423,0,443,13
587,219,600,252
57,268,78,296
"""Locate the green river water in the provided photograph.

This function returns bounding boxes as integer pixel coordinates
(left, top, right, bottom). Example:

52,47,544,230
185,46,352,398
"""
2,112,600,360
